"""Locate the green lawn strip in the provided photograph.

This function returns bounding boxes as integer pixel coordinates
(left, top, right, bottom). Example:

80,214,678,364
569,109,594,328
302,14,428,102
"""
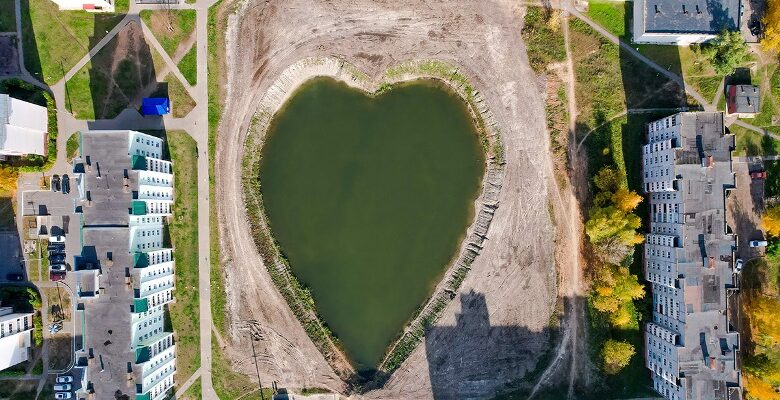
63,61,100,120
139,9,195,59
0,0,16,32
764,160,780,198
165,130,201,384
749,64,780,128
731,124,780,157
178,45,197,86
521,7,566,74
687,75,723,104
212,334,273,399
208,0,228,335
66,132,80,162
586,0,627,38
114,0,128,13
21,0,125,84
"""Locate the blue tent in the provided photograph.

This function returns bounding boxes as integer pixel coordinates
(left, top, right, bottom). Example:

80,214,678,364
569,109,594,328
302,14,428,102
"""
141,98,170,116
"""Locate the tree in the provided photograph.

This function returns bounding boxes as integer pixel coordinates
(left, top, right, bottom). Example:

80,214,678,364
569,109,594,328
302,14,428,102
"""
702,30,749,75
594,166,622,193
602,339,635,375
591,265,645,327
763,0,780,52
611,188,643,213
763,205,780,237
585,206,644,248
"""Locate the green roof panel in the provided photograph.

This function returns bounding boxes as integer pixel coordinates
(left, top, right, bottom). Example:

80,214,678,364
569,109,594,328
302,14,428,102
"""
131,201,147,216
133,298,149,313
131,155,147,170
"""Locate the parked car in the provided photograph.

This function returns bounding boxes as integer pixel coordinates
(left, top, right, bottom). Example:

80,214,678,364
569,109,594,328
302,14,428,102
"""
734,259,743,273
750,170,767,180
54,392,72,399
53,384,71,391
5,273,23,281
47,244,65,252
49,271,65,282
49,254,66,264
51,175,60,192
50,264,66,273
750,240,769,248
61,174,70,194
55,376,72,384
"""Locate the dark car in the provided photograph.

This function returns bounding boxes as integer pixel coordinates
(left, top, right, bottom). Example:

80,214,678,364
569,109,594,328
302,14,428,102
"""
51,175,61,192
5,273,23,281
47,244,65,252
50,271,65,282
62,174,70,194
49,254,66,264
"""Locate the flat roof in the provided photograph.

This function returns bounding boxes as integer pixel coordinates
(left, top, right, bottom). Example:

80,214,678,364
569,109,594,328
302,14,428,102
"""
0,94,48,156
80,131,135,226
642,0,740,34
727,85,760,114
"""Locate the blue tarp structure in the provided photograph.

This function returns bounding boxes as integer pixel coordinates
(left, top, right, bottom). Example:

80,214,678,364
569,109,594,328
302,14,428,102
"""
141,98,170,116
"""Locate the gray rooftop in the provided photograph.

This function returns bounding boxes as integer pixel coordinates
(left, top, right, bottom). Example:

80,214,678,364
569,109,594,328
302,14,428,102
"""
643,0,740,34
79,131,137,226
726,85,760,115
661,112,740,399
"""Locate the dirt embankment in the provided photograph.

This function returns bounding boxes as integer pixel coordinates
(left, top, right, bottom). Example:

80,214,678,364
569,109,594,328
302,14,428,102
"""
214,1,566,397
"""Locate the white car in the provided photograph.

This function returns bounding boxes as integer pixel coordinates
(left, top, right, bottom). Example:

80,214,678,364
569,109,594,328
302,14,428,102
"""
50,264,66,273
54,391,72,399
750,240,769,248
53,384,71,391
734,259,743,273
55,376,72,384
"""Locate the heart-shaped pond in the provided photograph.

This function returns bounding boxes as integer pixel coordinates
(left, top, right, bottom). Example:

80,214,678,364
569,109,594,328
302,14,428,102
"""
259,77,486,371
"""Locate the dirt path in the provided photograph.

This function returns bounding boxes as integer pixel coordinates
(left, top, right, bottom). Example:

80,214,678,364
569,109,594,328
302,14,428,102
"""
215,0,563,397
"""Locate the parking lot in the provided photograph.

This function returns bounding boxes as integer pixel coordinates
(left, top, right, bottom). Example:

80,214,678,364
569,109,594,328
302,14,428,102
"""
0,231,24,282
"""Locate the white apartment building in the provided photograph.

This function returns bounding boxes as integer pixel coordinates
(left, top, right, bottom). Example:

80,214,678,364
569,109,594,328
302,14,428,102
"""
642,112,742,400
0,307,33,371
48,0,115,12
72,130,176,400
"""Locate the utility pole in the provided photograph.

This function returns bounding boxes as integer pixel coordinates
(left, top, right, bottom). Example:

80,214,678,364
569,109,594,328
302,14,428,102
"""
249,333,266,400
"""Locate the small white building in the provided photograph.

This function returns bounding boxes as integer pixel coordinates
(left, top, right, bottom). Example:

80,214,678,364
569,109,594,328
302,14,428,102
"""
0,307,34,372
0,94,47,157
48,0,115,12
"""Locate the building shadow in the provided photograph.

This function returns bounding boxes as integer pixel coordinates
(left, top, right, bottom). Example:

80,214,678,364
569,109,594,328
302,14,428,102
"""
424,290,557,400
84,17,167,121
18,0,43,82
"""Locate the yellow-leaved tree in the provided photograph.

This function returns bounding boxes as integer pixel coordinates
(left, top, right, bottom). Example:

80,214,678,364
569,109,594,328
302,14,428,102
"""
602,339,635,375
764,0,780,52
763,205,780,237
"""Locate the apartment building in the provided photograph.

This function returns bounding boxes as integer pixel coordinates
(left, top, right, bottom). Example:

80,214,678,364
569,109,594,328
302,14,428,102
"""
0,307,33,371
642,112,742,400
72,130,176,400
632,0,740,44
48,0,115,12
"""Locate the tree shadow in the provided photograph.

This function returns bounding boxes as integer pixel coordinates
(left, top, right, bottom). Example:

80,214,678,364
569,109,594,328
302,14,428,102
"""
425,290,557,399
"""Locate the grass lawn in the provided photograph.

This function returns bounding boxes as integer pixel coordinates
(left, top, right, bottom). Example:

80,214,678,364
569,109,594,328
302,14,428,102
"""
180,377,202,400
66,132,81,162
732,125,780,156
139,9,196,59
166,130,201,384
746,63,780,129
521,7,566,74
586,0,627,38
570,18,687,135
21,0,125,84
0,0,16,32
65,22,166,120
764,160,780,198
688,75,723,103
178,45,197,86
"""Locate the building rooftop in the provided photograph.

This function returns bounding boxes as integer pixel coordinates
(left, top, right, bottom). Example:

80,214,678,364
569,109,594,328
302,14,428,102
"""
0,94,48,156
642,0,740,34
726,85,760,115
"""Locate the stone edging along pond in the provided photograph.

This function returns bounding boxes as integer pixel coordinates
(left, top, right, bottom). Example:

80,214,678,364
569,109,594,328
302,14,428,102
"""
240,56,506,386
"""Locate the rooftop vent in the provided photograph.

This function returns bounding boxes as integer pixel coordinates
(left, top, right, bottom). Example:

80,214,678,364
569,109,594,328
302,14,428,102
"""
655,4,659,13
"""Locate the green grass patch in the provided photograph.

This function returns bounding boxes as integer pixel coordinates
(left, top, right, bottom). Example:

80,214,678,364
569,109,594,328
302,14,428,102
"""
114,0,128,13
521,7,566,74
66,132,80,162
764,160,780,198
180,377,202,400
586,0,627,38
570,18,687,134
165,130,201,384
154,75,195,118
178,45,197,86
0,0,16,32
21,0,125,84
139,9,195,59
688,75,723,103
732,125,780,157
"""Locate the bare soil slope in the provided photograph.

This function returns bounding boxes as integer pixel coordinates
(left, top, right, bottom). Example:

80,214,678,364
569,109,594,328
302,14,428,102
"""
215,1,562,397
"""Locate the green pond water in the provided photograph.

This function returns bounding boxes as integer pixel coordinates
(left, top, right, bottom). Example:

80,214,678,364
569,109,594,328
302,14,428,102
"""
259,77,485,371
